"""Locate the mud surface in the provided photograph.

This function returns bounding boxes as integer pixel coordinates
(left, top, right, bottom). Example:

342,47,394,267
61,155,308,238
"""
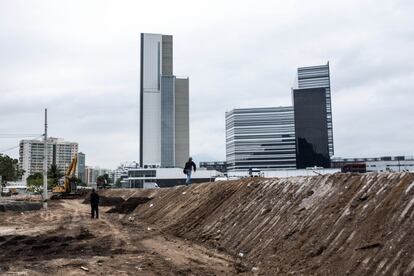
82,195,125,206
2,173,414,275
107,197,152,214
100,173,414,275
0,200,236,275
0,201,42,212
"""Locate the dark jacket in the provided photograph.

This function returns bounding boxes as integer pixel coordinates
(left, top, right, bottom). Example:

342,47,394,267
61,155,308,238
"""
90,192,100,206
184,161,196,172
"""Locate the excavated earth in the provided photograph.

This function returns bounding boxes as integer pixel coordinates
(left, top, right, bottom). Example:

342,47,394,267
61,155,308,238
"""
1,172,414,275
0,201,42,212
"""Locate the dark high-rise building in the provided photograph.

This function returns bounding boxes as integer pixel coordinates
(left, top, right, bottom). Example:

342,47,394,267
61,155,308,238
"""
225,63,334,172
296,62,334,157
293,62,333,168
292,88,330,168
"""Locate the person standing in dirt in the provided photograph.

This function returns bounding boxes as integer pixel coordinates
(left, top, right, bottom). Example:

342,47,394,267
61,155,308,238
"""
183,157,197,185
90,189,100,219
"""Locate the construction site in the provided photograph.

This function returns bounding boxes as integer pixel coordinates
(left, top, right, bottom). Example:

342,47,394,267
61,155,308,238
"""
0,172,414,275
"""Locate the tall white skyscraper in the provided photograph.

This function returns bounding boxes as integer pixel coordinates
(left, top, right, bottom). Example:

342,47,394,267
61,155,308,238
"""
139,33,189,168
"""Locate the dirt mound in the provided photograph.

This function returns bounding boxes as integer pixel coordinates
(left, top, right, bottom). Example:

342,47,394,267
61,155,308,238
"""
106,172,414,275
0,230,96,262
5,174,412,275
107,197,152,214
0,201,42,212
82,195,125,206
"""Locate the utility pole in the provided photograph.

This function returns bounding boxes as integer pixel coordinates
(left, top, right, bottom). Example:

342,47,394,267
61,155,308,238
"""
43,108,48,208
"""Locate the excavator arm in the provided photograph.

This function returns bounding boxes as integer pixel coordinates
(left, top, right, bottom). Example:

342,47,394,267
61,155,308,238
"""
64,155,78,193
52,155,78,194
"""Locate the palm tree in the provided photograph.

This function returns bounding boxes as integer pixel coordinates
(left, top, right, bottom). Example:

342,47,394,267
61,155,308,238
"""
48,164,63,187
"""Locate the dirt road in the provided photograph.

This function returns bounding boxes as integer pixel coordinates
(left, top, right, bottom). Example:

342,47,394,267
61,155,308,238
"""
0,200,236,275
2,173,414,275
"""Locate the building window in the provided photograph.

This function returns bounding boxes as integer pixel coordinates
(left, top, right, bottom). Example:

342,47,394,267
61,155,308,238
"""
128,170,156,178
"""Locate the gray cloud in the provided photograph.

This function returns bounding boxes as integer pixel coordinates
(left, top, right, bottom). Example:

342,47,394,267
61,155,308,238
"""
1,0,413,168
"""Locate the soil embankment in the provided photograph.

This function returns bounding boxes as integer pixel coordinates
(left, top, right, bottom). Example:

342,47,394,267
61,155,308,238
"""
100,172,414,275
1,173,414,275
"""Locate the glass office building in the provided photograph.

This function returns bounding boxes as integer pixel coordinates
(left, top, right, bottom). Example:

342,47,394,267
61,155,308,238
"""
226,107,297,171
225,63,334,172
296,63,334,157
292,88,330,168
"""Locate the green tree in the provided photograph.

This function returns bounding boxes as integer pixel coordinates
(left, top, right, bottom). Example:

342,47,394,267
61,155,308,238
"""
77,179,87,187
0,154,24,184
27,172,57,193
0,154,24,194
70,176,83,187
96,175,105,189
47,164,63,188
103,173,112,184
26,172,44,193
115,178,122,188
96,174,111,189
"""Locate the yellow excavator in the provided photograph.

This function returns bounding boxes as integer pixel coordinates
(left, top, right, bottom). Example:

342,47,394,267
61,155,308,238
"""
51,155,79,199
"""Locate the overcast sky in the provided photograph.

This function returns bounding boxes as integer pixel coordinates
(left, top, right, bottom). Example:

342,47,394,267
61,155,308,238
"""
0,0,413,169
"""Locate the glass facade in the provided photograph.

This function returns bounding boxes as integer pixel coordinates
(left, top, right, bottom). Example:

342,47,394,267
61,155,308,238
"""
224,63,334,171
199,161,227,173
174,78,189,168
293,88,330,168
128,170,156,178
226,107,297,171
77,152,86,183
161,76,175,167
297,63,334,157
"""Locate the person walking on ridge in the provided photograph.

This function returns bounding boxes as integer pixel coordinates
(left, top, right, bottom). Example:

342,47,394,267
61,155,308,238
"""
90,188,100,219
183,157,196,185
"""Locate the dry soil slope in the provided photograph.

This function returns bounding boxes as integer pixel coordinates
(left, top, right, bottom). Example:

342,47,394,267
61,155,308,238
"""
105,173,414,275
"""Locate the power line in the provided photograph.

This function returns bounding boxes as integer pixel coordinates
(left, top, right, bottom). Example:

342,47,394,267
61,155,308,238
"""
0,133,42,138
0,145,20,153
0,134,44,153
